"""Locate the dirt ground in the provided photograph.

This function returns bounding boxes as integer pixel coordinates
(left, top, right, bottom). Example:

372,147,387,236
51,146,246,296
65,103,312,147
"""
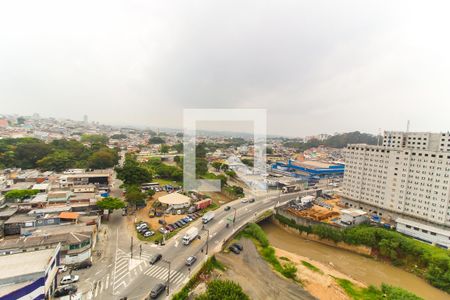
216,239,316,300
127,191,188,234
274,248,362,300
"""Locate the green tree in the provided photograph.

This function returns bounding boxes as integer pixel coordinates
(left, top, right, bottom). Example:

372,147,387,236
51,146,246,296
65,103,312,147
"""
160,144,170,154
96,197,126,212
115,157,152,185
146,189,156,198
211,161,222,171
15,141,52,169
110,134,127,140
81,134,109,145
195,280,249,300
196,158,208,176
37,150,74,172
225,170,236,178
5,189,39,202
149,136,165,144
125,185,147,208
88,149,118,169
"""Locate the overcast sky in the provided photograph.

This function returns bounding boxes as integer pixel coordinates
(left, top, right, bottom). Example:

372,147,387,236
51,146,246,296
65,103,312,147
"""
1,1,450,137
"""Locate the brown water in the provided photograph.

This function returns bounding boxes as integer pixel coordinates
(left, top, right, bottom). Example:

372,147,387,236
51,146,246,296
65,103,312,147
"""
261,221,450,300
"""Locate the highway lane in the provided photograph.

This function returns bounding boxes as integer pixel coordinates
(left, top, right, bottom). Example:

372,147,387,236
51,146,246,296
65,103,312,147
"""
117,189,318,300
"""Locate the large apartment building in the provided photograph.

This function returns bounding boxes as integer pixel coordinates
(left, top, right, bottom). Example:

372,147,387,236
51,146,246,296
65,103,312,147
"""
341,131,450,229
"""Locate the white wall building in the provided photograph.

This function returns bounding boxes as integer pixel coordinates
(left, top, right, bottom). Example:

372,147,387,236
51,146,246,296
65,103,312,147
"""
341,131,450,229
396,218,450,248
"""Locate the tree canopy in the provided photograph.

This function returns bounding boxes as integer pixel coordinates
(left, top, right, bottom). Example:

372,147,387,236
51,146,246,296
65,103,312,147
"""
0,137,118,171
195,280,249,300
115,156,152,185
5,189,40,202
96,197,126,211
149,136,165,144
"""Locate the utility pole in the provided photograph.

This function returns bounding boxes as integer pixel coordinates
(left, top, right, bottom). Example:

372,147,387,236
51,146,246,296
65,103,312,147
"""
130,237,133,259
201,226,210,255
139,244,142,259
162,259,171,296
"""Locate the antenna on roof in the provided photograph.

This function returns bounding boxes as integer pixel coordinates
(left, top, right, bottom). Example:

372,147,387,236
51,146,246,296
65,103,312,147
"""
377,128,381,146
406,120,410,133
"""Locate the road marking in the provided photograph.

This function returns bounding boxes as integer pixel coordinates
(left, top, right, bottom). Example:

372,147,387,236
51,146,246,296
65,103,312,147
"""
218,219,224,224
105,274,110,290
94,283,99,297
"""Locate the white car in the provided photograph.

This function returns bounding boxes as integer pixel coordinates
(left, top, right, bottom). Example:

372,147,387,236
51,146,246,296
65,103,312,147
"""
60,275,79,285
241,198,248,203
57,265,68,273
144,230,155,237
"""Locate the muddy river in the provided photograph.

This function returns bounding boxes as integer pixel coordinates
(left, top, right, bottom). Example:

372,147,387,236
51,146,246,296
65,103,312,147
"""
261,221,450,300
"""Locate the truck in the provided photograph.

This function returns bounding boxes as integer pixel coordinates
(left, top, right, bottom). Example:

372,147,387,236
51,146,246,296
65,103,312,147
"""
202,211,215,224
282,185,299,193
182,227,199,245
196,198,212,210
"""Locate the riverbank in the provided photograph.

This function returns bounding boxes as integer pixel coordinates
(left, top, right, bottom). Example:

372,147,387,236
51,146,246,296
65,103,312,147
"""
262,220,450,300
274,247,356,300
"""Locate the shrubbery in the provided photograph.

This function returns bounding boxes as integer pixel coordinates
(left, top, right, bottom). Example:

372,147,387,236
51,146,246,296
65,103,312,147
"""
275,213,450,293
242,223,298,280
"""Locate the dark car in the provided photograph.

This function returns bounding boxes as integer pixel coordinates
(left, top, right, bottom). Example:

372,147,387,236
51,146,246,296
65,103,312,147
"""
249,198,255,203
158,219,166,225
229,245,240,254
72,260,92,270
232,243,243,251
224,206,231,211
54,285,77,297
149,283,166,299
149,254,162,265
185,256,197,266
176,221,184,227
155,211,163,217
171,223,179,229
179,220,187,225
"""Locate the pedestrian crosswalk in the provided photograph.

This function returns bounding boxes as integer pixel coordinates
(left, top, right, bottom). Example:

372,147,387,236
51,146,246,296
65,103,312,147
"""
112,248,147,296
143,264,186,285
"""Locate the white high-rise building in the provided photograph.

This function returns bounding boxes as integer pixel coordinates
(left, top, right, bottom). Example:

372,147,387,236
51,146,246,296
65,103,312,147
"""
341,131,450,228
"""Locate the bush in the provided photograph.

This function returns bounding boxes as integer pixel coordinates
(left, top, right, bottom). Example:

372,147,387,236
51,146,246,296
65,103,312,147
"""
275,213,450,293
195,280,249,300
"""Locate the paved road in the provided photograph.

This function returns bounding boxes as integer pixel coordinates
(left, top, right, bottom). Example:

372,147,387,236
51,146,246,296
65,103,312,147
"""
74,187,319,300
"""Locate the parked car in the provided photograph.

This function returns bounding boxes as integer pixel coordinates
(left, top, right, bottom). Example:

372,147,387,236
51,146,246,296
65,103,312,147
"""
171,223,179,229
149,283,166,299
57,265,68,273
185,256,197,266
144,231,155,237
175,221,183,227
72,260,92,270
149,254,162,265
159,227,168,235
249,198,255,203
155,211,163,217
54,285,77,297
165,225,173,231
241,198,248,203
179,220,187,225
158,219,166,225
229,245,241,254
232,243,243,251
224,206,231,211
60,275,79,285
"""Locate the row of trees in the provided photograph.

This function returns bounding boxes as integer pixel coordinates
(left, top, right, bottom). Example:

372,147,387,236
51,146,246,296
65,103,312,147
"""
275,214,450,293
0,137,119,171
283,131,379,151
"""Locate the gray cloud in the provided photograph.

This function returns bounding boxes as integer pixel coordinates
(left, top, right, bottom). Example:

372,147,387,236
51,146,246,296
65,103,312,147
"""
1,0,450,136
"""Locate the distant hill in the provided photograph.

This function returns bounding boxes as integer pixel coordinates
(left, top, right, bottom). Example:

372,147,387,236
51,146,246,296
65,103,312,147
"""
283,131,379,151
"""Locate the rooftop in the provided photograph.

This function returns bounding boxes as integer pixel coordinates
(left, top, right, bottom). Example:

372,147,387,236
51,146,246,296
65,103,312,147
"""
158,193,191,205
0,248,56,281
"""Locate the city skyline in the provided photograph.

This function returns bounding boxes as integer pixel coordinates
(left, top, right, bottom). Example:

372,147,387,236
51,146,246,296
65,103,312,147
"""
2,1,450,136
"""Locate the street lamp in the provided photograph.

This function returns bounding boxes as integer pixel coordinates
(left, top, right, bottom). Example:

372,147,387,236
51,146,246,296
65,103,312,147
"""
201,226,210,255
162,259,171,296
